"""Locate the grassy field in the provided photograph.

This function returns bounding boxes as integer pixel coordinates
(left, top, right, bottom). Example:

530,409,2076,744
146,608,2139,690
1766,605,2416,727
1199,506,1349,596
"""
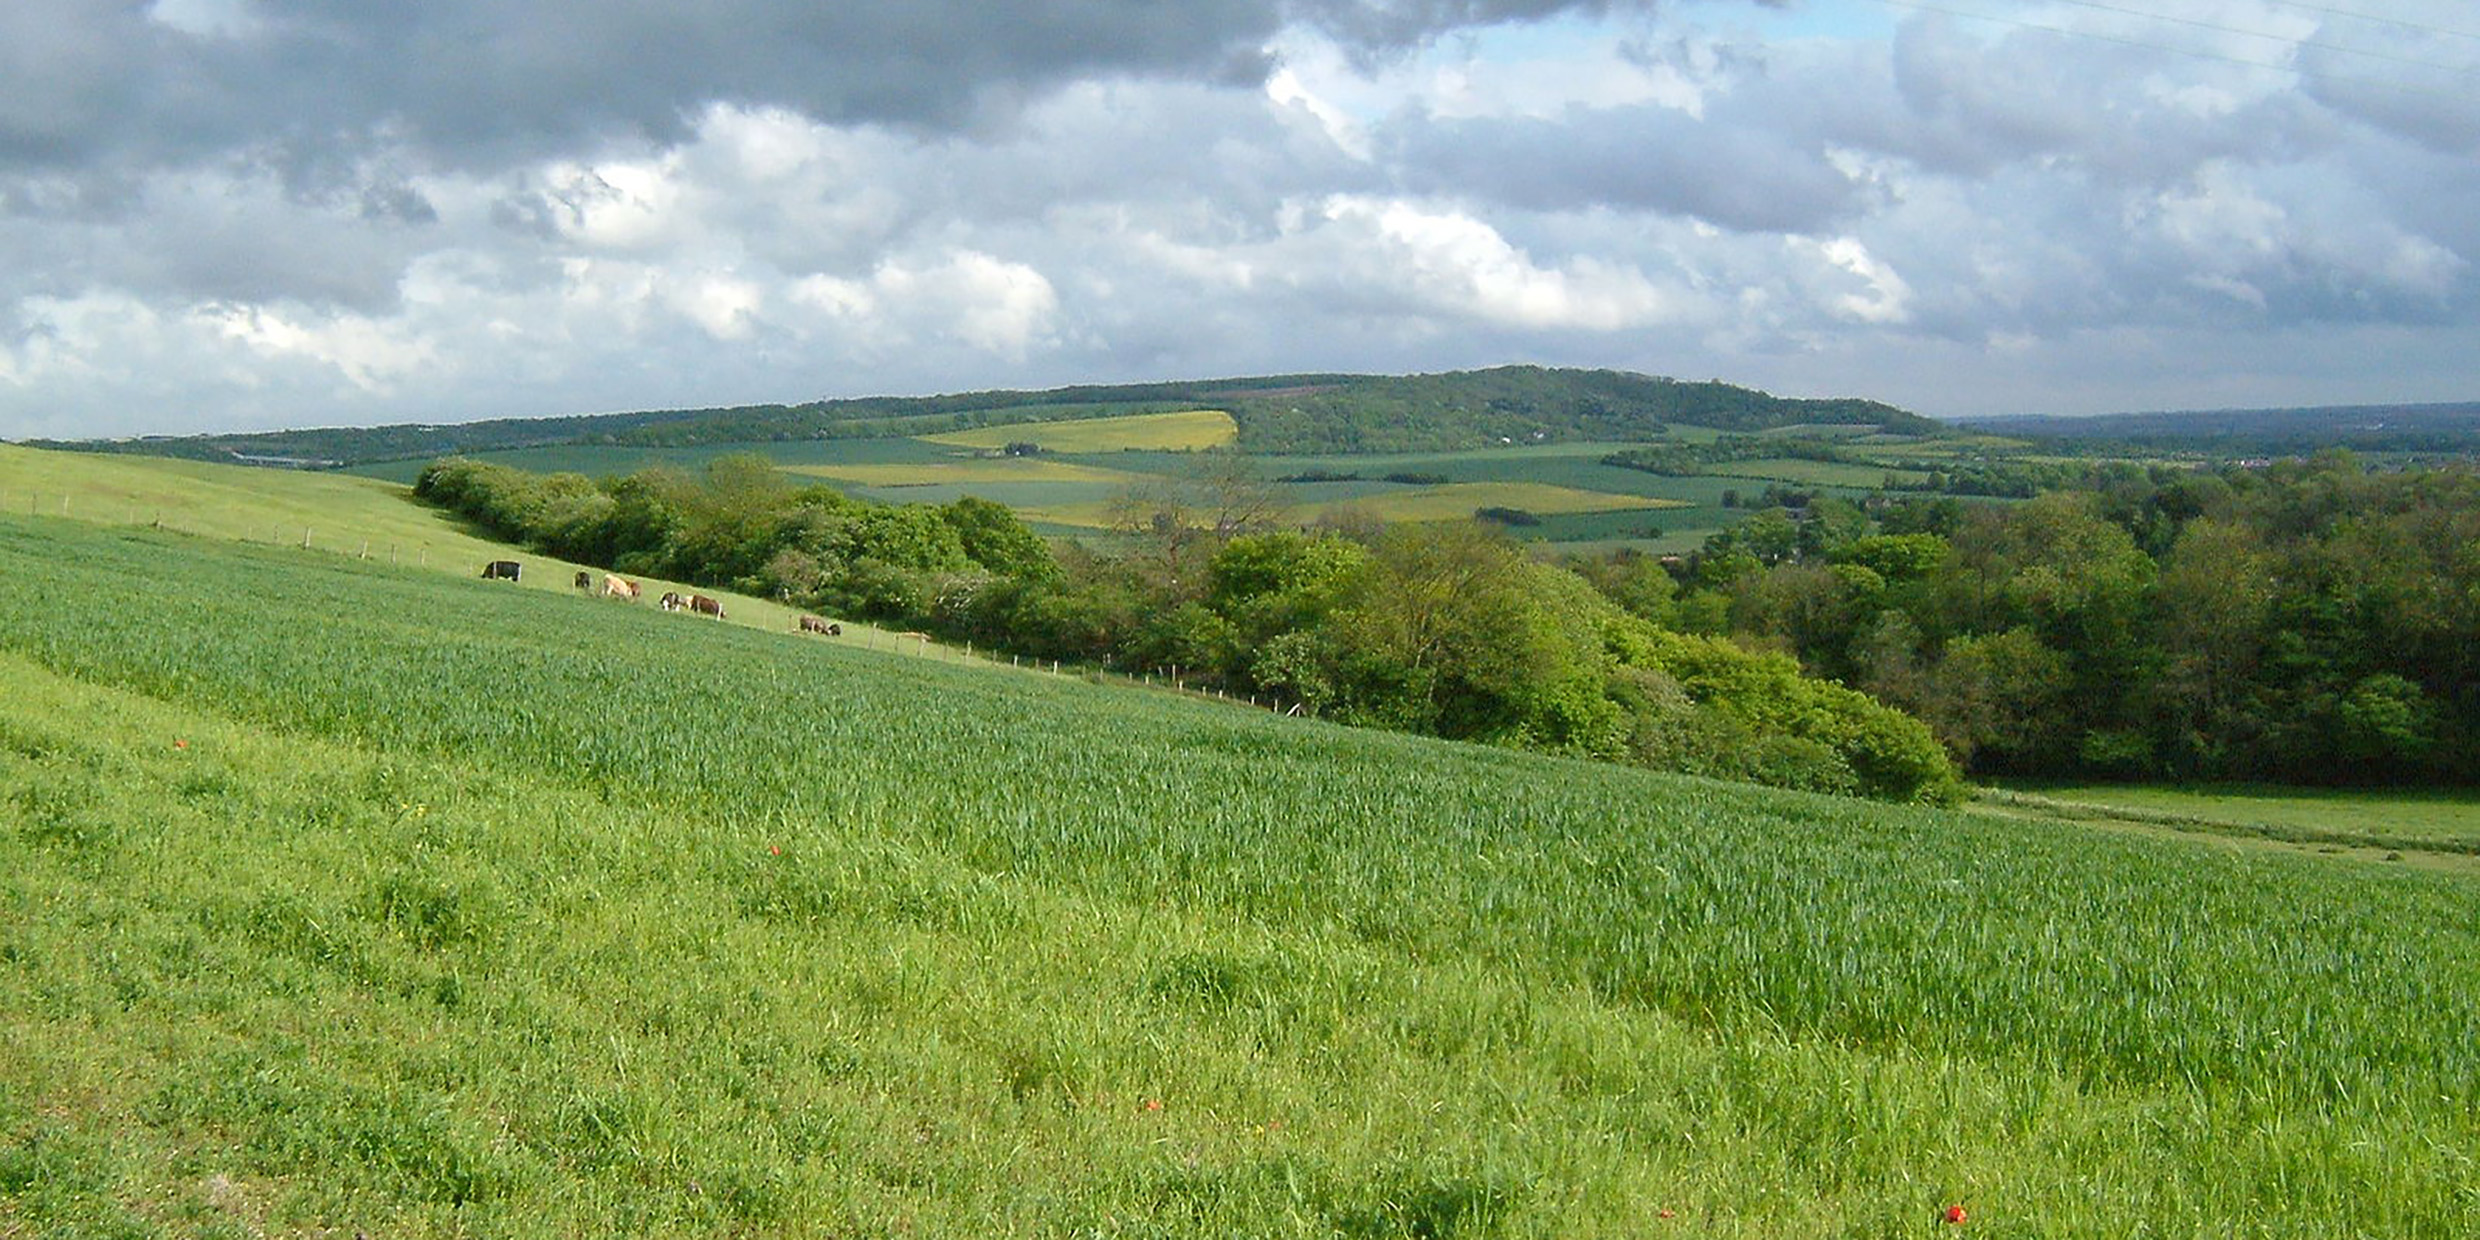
1287,481,1683,525
0,445,915,647
1,507,2477,1235
338,427,1747,554
1986,782,2480,857
1018,481,1683,530
779,457,1154,489
1,443,512,563
1702,458,1934,489
923,409,1239,453
342,436,965,485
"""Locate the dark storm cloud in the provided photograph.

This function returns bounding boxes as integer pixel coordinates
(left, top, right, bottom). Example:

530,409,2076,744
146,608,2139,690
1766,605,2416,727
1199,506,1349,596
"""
1291,0,1650,50
0,0,1667,180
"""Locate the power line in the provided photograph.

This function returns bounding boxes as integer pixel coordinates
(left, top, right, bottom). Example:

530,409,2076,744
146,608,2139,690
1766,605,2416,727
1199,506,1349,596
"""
1867,0,2480,106
2252,1,2480,45
2028,0,2480,75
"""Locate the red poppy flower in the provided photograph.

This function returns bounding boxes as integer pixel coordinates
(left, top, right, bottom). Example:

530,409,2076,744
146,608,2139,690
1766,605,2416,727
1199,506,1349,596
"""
1945,1204,1968,1224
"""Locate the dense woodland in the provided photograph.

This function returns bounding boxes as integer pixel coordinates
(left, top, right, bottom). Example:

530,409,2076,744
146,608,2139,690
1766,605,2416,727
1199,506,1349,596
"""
1642,453,2480,785
420,446,2480,795
415,456,1961,804
1964,401,2480,456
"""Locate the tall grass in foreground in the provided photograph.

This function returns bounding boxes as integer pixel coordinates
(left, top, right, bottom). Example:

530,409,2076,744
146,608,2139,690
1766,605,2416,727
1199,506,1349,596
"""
1,514,2475,1236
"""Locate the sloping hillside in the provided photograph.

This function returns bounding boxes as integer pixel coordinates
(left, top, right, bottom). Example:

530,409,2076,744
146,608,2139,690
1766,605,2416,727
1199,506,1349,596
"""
0,510,2474,1236
30,366,1939,465
0,443,871,642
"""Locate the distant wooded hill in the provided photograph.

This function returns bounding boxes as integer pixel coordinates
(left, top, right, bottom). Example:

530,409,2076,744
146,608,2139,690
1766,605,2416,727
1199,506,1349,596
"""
27,366,1937,466
1960,402,2480,455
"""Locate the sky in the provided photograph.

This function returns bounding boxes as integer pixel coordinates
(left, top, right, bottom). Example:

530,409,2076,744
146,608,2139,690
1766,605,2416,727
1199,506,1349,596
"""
1,0,2474,439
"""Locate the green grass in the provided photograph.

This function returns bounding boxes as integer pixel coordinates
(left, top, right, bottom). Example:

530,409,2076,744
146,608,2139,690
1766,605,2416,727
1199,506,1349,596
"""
0,444,913,647
1524,506,1729,554
1701,458,1932,489
339,434,1763,548
1,510,2478,1235
780,457,1158,489
342,436,966,484
1987,782,2480,856
2,442,519,563
1284,482,1682,526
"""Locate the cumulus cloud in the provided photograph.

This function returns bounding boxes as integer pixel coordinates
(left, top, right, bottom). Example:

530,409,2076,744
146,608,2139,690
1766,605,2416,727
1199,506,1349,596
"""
1315,194,1675,329
1,0,2475,437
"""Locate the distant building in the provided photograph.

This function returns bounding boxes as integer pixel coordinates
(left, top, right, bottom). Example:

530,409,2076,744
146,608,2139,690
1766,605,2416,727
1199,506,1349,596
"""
227,451,343,469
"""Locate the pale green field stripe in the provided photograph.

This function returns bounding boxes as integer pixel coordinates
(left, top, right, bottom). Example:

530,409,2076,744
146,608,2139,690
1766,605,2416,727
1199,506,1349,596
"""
922,409,1238,453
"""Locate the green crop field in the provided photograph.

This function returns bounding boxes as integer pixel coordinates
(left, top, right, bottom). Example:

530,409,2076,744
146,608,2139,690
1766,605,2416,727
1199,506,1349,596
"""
780,457,1156,489
1,488,2477,1235
1701,458,1932,489
345,437,962,486
1287,482,1683,525
0,445,911,647
334,431,1747,553
1987,782,2480,858
923,409,1239,453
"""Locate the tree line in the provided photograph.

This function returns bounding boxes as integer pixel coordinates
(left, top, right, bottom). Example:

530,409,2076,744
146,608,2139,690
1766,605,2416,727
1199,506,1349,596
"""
1603,453,2480,784
415,455,1962,804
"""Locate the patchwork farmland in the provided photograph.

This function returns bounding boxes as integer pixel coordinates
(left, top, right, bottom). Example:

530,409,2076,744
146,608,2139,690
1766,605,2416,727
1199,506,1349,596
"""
340,406,1916,553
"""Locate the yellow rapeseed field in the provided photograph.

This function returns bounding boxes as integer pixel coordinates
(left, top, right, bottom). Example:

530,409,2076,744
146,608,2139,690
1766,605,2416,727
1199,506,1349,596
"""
922,409,1239,453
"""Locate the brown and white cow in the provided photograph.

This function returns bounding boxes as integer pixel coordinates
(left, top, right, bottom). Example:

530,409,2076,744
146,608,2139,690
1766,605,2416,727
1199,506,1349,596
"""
798,614,832,634
604,575,640,601
574,570,593,590
690,594,725,618
659,591,685,612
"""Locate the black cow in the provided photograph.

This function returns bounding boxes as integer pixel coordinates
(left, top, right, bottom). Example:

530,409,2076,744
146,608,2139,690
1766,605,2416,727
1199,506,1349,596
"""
481,560,521,581
574,570,593,590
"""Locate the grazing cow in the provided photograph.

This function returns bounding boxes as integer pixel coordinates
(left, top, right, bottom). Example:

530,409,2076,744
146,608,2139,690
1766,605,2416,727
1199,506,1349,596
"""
828,622,842,636
690,594,725,619
895,631,931,642
604,575,640,601
798,614,832,634
481,560,520,582
574,570,593,590
659,592,685,612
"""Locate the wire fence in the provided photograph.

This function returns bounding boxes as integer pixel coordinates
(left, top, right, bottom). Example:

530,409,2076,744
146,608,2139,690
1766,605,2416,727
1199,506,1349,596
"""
2,483,1304,718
